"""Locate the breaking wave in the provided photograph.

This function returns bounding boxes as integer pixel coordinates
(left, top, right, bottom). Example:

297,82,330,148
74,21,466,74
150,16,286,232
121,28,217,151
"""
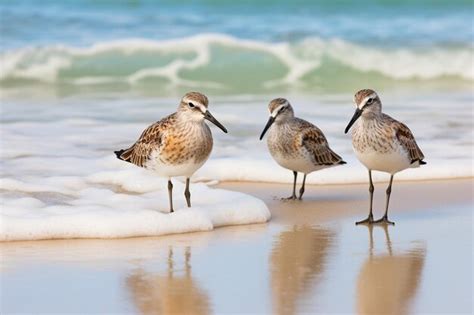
1,34,472,92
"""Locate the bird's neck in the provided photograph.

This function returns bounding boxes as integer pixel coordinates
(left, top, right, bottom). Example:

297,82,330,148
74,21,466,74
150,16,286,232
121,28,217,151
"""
176,112,206,126
361,111,382,121
275,115,294,125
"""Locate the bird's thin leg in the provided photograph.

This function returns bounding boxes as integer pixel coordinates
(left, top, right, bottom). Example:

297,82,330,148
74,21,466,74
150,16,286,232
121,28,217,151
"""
282,171,298,200
184,177,191,208
374,175,395,225
168,179,174,213
356,170,375,225
298,174,307,200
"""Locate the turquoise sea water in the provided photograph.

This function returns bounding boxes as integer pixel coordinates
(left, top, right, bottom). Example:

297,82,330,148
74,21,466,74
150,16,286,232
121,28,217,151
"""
0,1,472,196
1,0,473,95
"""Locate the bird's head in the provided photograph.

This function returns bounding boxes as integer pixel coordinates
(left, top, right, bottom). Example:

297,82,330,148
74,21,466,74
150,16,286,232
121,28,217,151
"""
259,98,294,140
345,89,382,134
178,91,227,133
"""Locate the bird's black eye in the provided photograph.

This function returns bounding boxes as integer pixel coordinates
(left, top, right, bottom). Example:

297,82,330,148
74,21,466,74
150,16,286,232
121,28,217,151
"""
188,102,195,108
366,98,373,105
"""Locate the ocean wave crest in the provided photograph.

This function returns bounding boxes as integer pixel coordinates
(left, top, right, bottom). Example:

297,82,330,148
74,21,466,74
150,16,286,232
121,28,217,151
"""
1,34,473,91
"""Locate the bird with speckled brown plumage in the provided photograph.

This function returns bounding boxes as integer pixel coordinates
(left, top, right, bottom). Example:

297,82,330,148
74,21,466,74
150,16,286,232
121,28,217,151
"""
345,89,426,225
260,98,346,200
115,92,227,213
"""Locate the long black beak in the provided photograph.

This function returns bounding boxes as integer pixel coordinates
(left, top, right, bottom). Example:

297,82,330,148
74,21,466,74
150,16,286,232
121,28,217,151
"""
345,108,362,134
259,116,275,140
204,110,228,133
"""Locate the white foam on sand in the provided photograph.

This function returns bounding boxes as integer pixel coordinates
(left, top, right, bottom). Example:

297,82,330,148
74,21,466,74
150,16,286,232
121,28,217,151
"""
194,157,472,185
0,162,270,241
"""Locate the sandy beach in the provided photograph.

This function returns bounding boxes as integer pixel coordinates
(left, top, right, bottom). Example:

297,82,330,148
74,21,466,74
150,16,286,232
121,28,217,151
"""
1,178,472,314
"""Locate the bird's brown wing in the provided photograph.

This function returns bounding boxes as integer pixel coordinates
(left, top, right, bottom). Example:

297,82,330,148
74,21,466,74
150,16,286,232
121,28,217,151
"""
393,120,425,164
301,122,346,166
116,114,176,168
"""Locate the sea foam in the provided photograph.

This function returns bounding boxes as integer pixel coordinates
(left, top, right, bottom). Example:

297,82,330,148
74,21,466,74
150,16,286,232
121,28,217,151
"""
0,165,270,241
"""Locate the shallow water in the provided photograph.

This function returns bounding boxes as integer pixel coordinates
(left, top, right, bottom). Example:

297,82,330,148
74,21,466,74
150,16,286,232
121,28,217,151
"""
1,92,472,184
1,192,471,314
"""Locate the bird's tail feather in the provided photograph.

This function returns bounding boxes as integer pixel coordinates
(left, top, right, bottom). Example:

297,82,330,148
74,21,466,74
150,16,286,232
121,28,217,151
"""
114,148,133,163
114,149,125,160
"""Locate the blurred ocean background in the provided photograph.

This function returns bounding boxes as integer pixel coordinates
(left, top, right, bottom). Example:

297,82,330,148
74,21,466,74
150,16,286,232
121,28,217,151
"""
1,0,473,192
1,0,473,96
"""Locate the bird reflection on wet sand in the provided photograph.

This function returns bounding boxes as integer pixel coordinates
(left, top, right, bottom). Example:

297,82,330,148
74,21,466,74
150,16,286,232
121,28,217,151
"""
270,225,336,315
126,247,210,315
356,225,426,315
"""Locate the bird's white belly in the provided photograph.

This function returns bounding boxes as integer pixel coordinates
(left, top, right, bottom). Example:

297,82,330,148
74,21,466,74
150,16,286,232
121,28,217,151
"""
145,152,207,178
355,149,412,174
273,153,325,174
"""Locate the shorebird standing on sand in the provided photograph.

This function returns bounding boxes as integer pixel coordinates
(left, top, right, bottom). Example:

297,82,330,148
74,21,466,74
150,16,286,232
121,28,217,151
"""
260,98,346,200
345,89,426,225
115,92,228,213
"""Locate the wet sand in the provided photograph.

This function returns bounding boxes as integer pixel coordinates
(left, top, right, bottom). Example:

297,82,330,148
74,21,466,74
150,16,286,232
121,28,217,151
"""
1,178,472,314
218,178,473,225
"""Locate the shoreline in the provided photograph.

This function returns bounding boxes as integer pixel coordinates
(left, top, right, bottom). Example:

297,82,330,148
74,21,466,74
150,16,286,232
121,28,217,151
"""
1,177,471,243
215,175,474,185
217,177,473,225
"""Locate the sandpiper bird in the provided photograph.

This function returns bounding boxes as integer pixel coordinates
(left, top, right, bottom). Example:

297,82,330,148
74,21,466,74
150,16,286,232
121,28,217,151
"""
345,89,426,225
260,98,346,200
114,92,227,213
